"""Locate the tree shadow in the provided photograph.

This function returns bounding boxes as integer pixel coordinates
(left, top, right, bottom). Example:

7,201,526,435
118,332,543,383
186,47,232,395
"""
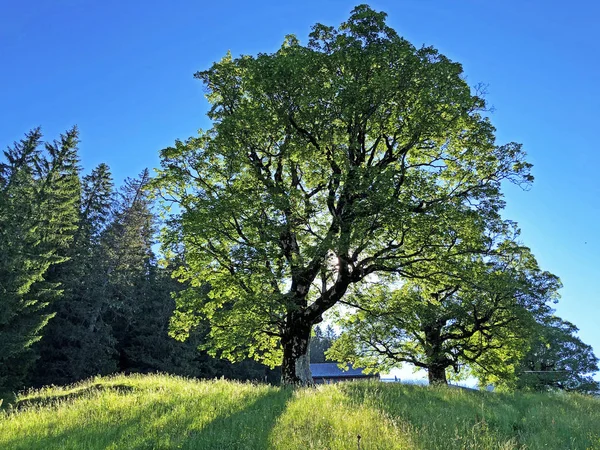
1,393,163,450
338,381,519,448
180,387,293,450
11,383,134,411
2,384,293,450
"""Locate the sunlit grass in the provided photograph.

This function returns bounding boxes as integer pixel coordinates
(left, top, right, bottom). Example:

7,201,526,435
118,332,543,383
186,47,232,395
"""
1,374,599,449
269,385,413,449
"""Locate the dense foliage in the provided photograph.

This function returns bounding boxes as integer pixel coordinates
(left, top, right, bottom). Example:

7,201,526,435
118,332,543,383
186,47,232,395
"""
515,315,599,393
328,242,562,385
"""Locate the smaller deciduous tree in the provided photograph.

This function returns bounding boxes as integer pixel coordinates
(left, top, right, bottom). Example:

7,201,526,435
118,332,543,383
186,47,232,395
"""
328,241,560,384
515,315,599,394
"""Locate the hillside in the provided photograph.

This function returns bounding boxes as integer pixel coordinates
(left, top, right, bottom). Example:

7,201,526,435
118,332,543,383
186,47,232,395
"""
1,374,599,449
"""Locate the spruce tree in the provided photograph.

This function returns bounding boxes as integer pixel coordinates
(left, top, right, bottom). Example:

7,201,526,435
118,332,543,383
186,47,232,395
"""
0,128,80,397
32,163,117,386
101,169,156,371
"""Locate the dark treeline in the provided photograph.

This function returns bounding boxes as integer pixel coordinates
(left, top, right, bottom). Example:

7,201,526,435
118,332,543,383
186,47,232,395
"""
0,128,277,401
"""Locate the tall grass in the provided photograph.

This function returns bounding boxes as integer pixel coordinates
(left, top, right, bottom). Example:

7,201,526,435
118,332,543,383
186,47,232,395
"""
0,374,598,449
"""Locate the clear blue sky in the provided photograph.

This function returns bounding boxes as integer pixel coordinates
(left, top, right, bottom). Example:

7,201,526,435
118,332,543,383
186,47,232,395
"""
2,0,599,377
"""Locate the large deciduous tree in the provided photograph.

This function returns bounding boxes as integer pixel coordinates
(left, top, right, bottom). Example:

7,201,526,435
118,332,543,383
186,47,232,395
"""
154,5,534,384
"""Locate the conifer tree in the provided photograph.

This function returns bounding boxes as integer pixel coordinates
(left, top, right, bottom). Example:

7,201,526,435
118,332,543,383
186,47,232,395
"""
0,128,80,397
101,169,157,371
33,163,117,386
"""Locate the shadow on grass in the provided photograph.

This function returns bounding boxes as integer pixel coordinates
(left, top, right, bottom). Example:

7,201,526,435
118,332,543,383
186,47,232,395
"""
1,385,293,450
12,383,135,411
0,392,16,410
339,381,520,449
181,387,293,450
1,392,161,450
339,381,600,450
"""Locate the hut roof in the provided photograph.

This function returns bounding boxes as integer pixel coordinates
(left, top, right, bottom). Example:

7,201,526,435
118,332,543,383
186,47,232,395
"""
310,363,372,378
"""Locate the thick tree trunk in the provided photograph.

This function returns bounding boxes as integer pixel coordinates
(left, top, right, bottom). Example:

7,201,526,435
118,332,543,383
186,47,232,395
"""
424,320,449,385
281,321,313,386
428,364,448,384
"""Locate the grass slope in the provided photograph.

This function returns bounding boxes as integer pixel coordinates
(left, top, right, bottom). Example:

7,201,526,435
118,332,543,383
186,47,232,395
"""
1,374,599,449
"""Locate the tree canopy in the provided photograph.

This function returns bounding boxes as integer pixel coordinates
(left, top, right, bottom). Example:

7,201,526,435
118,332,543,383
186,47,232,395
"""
515,315,599,394
328,241,561,384
154,5,535,384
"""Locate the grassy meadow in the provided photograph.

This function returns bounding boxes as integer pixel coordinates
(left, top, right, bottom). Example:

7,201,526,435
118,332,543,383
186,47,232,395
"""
1,374,599,449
